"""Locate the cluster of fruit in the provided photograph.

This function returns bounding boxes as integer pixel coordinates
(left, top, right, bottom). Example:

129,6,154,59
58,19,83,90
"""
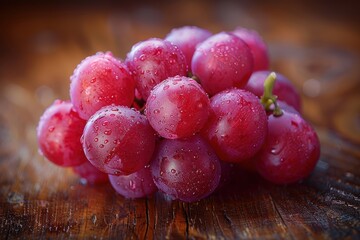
37,26,320,202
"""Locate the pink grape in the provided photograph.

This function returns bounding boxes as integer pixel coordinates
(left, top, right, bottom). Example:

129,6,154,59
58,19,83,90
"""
82,105,156,175
73,161,109,184
191,32,254,96
256,110,320,184
244,70,302,112
151,135,221,202
109,165,157,199
165,26,212,71
125,38,188,101
201,88,267,162
70,52,135,120
232,27,269,71
145,76,210,139
37,100,87,167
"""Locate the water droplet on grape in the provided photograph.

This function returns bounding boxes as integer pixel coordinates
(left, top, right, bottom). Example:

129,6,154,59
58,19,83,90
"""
291,120,299,128
129,180,136,190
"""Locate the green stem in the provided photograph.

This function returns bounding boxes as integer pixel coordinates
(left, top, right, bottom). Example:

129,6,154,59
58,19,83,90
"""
260,72,283,117
187,71,201,84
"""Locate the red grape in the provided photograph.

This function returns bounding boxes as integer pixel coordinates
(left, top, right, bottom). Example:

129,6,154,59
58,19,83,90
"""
256,110,320,184
165,26,212,71
272,100,299,115
125,38,187,101
201,88,267,162
191,32,253,96
145,76,210,139
36,25,322,201
151,135,221,202
37,100,87,167
244,71,302,112
70,52,135,120
109,165,157,199
232,27,269,71
73,161,109,185
82,105,156,175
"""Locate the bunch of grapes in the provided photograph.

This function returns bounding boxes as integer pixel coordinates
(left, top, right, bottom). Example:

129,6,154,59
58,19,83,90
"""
37,26,320,202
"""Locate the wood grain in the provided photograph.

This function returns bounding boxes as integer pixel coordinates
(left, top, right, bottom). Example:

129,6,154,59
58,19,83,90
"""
0,1,359,239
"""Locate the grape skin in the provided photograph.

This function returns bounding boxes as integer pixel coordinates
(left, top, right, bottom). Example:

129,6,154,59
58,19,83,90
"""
165,26,212,71
191,32,254,96
145,76,210,139
70,52,135,120
151,135,221,202
125,38,188,101
109,165,157,199
201,88,268,163
232,27,269,71
37,100,87,167
73,161,109,185
256,110,320,184
82,105,156,175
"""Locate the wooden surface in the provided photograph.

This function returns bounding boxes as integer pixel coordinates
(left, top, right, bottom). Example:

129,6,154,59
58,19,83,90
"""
1,1,360,239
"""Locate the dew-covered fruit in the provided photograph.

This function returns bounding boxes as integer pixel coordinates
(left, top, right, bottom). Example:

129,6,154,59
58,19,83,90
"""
109,165,157,199
70,52,135,120
37,100,87,167
256,110,320,184
151,135,221,202
245,71,301,113
73,161,109,184
191,32,253,96
81,105,156,175
201,88,267,162
125,38,187,101
145,76,210,139
165,26,212,71
232,27,269,71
